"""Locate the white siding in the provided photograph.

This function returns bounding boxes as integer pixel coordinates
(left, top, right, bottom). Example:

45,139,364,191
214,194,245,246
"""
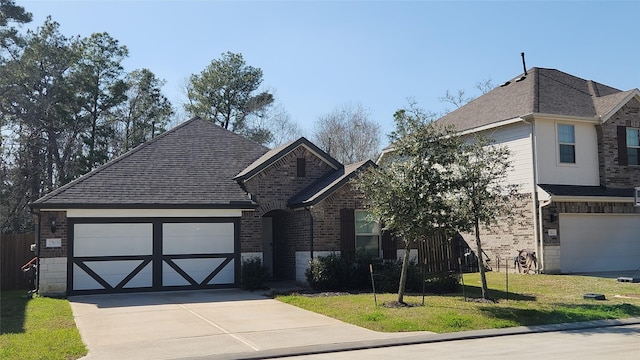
475,122,534,191
535,119,600,186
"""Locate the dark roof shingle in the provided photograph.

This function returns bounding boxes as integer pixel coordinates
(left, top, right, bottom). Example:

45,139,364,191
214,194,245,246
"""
32,117,269,208
538,184,634,198
288,160,374,208
436,68,626,131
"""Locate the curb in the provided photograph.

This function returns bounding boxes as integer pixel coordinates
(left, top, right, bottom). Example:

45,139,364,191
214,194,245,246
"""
195,317,640,360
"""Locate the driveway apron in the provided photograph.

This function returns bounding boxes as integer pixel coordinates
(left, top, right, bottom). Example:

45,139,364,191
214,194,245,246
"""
69,289,424,360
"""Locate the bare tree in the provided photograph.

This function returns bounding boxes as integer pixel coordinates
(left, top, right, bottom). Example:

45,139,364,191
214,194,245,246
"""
255,103,302,148
313,103,381,164
439,77,494,111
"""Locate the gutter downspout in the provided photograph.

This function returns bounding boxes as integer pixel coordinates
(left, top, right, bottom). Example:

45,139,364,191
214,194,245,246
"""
521,116,544,272
538,198,552,273
306,206,314,260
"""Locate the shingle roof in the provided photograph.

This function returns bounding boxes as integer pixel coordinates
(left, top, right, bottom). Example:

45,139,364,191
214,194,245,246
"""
436,67,627,131
538,184,634,198
234,137,342,181
32,117,269,209
288,160,375,208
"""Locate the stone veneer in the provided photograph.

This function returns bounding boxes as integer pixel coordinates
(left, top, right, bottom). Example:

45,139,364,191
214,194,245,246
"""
38,257,67,295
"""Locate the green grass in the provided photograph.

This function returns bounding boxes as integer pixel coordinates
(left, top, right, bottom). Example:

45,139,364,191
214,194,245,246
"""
277,272,640,333
0,290,87,360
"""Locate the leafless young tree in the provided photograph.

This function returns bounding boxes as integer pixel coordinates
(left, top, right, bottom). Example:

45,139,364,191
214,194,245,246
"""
312,103,381,164
439,77,495,111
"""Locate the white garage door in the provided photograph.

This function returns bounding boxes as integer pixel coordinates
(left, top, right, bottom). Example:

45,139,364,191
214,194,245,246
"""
560,214,640,273
70,220,238,295
73,223,153,291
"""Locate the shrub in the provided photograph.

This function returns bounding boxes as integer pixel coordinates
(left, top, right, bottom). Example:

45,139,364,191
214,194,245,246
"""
305,253,371,291
372,260,423,293
305,254,461,294
423,271,461,294
241,256,269,290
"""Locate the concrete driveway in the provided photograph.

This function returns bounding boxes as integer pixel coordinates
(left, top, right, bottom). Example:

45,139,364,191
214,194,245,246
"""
69,289,425,360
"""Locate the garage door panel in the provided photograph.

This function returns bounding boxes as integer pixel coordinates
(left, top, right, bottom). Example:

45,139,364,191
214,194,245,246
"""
163,258,235,286
122,263,152,288
162,261,192,286
163,223,234,254
74,223,152,256
560,214,640,273
73,264,105,290
208,260,234,285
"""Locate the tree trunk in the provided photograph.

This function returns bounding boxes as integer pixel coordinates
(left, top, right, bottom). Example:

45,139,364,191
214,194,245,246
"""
397,240,411,304
474,218,489,299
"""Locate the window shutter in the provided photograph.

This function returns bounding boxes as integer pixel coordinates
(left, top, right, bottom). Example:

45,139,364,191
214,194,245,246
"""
381,229,397,260
340,208,355,258
617,126,628,166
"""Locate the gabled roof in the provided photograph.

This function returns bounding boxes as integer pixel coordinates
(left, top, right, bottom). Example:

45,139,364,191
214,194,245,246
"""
32,117,269,209
288,160,374,209
234,137,342,181
436,67,634,132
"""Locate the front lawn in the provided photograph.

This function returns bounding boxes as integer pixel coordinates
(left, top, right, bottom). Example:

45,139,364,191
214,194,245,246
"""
0,290,87,360
277,272,640,333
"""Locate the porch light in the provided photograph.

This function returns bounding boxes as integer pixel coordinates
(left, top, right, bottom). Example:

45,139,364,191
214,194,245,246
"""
50,216,57,233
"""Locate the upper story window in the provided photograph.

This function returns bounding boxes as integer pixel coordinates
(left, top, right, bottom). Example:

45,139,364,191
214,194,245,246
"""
557,124,575,164
627,127,640,165
355,210,380,258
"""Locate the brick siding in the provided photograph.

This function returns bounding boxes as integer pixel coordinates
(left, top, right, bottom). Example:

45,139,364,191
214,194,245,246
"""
38,211,68,259
457,194,536,270
597,97,640,188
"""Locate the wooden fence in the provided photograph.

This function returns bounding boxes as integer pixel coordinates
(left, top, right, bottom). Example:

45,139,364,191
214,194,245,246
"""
417,231,457,274
1,232,36,291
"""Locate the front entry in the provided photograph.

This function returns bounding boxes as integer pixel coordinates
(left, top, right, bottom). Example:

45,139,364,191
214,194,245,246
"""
261,217,273,277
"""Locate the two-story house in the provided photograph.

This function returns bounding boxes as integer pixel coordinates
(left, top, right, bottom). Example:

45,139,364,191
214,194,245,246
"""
437,67,640,274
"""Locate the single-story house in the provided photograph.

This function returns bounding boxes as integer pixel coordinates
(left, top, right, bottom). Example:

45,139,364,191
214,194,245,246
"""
31,117,400,296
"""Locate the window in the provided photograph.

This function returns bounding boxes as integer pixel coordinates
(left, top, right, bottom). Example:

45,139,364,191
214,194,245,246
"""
355,210,380,257
627,128,640,165
296,158,306,177
558,124,575,164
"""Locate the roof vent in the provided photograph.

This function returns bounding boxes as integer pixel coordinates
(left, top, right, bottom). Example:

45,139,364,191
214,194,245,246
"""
500,81,511,87
521,52,528,75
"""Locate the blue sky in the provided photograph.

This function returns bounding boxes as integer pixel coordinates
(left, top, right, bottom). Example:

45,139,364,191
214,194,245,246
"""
18,1,640,141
